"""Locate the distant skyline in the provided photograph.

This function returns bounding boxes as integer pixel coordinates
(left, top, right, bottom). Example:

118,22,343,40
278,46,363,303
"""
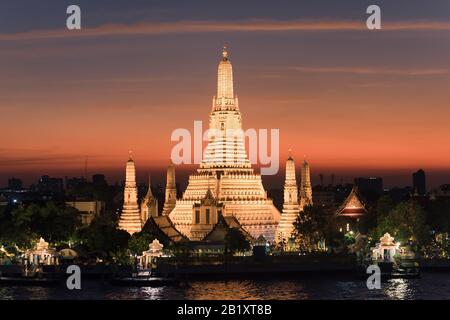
1,166,447,192
1,0,449,188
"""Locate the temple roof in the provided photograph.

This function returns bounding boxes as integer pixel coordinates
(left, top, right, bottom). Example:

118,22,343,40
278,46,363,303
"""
143,175,155,200
146,216,188,243
199,186,222,207
203,214,254,243
336,186,367,218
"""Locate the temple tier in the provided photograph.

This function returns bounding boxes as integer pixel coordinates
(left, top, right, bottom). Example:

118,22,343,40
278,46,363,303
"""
118,155,142,234
168,47,281,242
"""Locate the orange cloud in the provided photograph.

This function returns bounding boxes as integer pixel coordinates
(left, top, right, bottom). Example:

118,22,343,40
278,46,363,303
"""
292,66,450,76
1,19,450,41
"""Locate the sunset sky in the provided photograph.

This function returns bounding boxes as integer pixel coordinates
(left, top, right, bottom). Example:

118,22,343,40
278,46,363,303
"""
1,0,449,188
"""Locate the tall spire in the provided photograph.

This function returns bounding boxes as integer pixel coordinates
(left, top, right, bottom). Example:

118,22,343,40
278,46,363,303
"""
277,154,300,242
300,159,313,209
141,174,158,223
118,154,142,234
285,155,296,182
162,163,177,215
222,44,229,60
145,174,153,198
200,45,250,171
217,45,234,99
169,46,282,243
288,148,293,160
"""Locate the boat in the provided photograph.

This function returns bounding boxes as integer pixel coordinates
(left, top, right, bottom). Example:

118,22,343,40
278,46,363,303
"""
357,259,420,280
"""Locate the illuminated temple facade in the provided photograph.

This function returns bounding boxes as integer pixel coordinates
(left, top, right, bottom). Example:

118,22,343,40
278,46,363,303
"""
276,156,313,241
169,47,281,242
300,159,313,208
118,155,142,234
162,164,177,215
276,155,301,242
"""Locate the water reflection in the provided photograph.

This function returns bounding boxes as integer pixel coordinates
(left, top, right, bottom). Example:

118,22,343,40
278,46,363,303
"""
384,279,412,300
185,280,310,300
1,273,450,300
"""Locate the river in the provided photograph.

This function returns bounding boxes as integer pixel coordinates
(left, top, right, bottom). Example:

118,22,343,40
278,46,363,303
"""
1,273,450,300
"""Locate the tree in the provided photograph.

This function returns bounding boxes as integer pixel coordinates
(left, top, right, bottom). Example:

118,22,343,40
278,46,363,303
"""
293,205,343,252
75,214,130,261
426,198,450,234
1,202,80,249
375,195,395,227
36,202,81,243
376,200,430,247
0,205,36,250
128,231,157,256
224,228,250,255
358,195,395,235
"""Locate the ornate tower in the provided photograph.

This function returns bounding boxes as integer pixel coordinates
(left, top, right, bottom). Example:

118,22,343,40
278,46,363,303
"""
199,45,251,171
162,163,177,215
277,154,300,242
118,153,142,234
140,176,158,223
300,159,313,209
169,46,281,242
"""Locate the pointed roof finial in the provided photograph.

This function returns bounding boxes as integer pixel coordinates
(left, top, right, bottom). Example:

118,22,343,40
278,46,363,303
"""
145,174,154,198
128,150,133,161
288,148,293,160
222,44,229,60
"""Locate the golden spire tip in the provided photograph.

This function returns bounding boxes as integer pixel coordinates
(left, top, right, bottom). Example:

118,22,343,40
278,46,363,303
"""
222,44,228,59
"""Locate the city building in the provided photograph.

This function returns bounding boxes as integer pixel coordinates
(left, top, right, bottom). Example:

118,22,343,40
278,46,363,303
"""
413,169,426,195
312,186,335,207
36,175,64,197
7,178,23,190
92,174,107,187
65,177,87,190
66,200,105,225
354,177,383,194
118,154,142,234
168,47,281,242
277,154,300,242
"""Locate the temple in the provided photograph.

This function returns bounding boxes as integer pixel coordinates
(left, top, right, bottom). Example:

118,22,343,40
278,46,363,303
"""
299,159,313,209
169,47,281,242
140,176,158,224
336,186,367,232
336,186,367,218
118,154,142,234
276,154,300,242
162,163,177,215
